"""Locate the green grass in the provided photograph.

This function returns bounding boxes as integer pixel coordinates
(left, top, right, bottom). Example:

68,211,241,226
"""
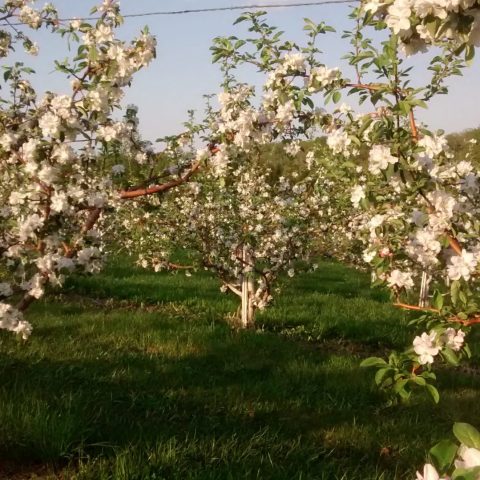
1,259,480,479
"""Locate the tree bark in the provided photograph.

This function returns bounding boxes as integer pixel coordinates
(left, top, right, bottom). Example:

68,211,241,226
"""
419,271,431,308
240,246,255,328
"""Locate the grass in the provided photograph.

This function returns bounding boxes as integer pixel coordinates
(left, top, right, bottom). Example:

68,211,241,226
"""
1,259,480,479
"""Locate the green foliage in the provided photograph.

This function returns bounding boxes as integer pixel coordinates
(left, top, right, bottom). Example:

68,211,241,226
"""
453,423,480,449
2,258,480,478
430,439,458,472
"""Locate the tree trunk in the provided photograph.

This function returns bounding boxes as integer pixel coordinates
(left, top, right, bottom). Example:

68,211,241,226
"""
240,246,255,328
419,271,431,308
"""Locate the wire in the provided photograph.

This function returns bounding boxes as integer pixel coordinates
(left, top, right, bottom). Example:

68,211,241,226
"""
1,1,357,26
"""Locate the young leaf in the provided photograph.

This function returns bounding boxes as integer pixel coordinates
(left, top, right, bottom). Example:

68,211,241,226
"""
442,347,459,367
426,384,440,404
453,423,480,449
360,357,387,368
429,439,458,472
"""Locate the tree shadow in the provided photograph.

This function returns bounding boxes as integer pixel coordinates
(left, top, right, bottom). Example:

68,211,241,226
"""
1,320,480,479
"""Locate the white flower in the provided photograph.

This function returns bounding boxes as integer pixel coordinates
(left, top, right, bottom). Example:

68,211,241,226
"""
413,0,448,19
442,328,465,351
87,192,107,208
19,6,42,28
327,129,351,156
284,142,301,157
362,249,376,263
0,283,13,297
12,320,33,340
413,331,441,365
307,65,340,91
77,247,102,273
88,88,110,112
18,214,44,241
338,103,353,115
26,274,45,299
368,145,398,174
415,463,444,480
39,111,61,137
455,445,480,469
287,268,295,277
305,151,315,170
111,164,125,175
350,185,366,207
51,191,69,213
427,190,457,228
283,52,306,72
135,152,148,165
52,144,75,164
37,164,59,185
406,228,441,267
0,303,32,339
21,138,39,162
387,269,414,290
50,95,73,120
418,134,448,157
276,100,296,124
363,0,384,13
0,132,18,151
447,250,477,281
70,18,81,30
97,124,125,142
369,214,385,229
94,24,113,43
386,0,412,35
456,160,473,176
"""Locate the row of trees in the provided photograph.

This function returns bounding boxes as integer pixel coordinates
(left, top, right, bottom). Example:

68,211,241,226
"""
1,0,480,477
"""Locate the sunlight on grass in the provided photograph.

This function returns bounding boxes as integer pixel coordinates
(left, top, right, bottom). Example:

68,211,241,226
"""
1,258,479,479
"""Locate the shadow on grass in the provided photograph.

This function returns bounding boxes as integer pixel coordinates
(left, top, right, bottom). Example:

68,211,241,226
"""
2,316,480,479
1,260,480,479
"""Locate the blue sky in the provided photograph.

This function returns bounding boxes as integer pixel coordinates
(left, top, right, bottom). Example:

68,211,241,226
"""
14,0,480,144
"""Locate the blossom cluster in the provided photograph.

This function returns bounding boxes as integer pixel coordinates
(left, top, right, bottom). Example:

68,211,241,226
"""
362,0,480,55
413,328,465,364
0,1,156,338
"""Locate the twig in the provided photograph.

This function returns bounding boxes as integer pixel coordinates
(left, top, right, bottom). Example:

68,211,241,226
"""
393,302,440,313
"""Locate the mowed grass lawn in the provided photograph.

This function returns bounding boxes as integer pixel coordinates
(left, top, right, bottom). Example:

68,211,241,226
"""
1,259,480,479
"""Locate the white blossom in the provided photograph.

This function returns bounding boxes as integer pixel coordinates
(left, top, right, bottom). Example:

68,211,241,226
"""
413,331,441,365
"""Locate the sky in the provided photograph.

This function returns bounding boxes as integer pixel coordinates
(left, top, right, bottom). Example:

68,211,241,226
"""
11,0,480,145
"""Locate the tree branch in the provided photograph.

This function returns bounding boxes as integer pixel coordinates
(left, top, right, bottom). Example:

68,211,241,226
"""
119,161,201,199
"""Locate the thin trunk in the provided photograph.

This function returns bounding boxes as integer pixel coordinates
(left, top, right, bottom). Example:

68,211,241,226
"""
240,246,255,328
419,271,431,308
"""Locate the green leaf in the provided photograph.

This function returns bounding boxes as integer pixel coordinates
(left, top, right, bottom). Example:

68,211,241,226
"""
465,45,475,63
429,439,458,472
332,91,341,104
360,357,387,368
398,100,411,115
451,280,461,306
393,377,408,391
453,423,480,449
375,367,392,385
426,384,440,404
452,466,480,480
411,375,426,386
432,290,444,310
442,347,459,367
89,46,98,62
233,15,248,25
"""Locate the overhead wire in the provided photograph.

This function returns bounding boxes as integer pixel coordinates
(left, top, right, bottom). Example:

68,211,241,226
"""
1,1,358,26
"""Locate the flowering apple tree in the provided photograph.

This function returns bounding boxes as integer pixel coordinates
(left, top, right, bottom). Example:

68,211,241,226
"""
0,0,160,339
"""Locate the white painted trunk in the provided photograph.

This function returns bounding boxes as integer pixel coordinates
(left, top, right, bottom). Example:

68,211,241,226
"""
240,246,255,328
419,271,431,308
